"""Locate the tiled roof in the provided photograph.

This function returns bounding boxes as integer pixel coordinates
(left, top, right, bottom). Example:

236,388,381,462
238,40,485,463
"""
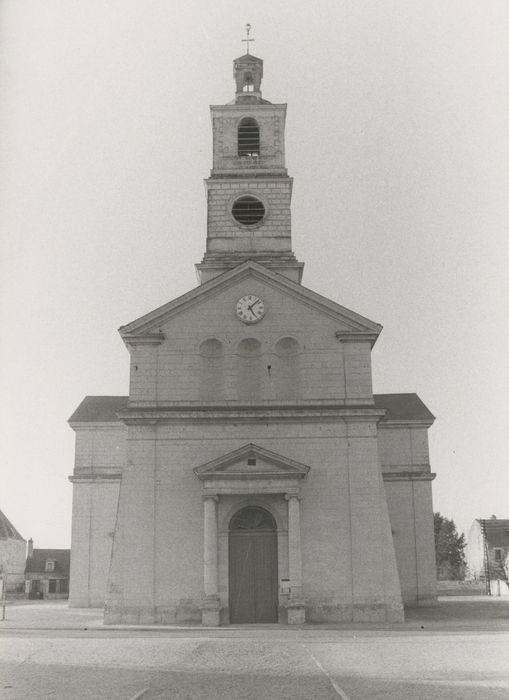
69,393,434,423
0,509,24,541
477,519,509,548
25,549,70,575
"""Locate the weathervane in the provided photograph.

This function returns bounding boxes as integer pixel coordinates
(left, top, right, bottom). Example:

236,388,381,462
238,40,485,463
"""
242,23,254,54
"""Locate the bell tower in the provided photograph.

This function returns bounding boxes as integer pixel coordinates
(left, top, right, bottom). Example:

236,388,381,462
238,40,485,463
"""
196,43,304,284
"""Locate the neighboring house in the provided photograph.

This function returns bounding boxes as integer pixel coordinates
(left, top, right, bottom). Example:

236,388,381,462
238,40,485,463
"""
0,508,26,594
466,516,509,596
25,540,70,599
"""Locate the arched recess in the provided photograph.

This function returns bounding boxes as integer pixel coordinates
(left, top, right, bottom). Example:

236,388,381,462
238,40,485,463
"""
274,337,300,400
238,117,260,156
228,506,278,623
199,338,224,401
237,338,263,402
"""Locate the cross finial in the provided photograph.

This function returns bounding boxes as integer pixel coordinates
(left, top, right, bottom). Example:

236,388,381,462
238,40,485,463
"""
242,23,254,54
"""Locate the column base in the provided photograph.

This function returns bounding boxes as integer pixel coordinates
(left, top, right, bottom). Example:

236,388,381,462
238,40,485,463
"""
200,595,221,626
286,597,306,625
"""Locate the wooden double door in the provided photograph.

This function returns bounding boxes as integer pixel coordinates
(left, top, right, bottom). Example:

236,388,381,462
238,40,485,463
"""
228,506,278,623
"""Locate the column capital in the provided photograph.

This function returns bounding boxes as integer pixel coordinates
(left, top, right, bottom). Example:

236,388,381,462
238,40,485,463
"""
202,494,219,502
285,493,301,502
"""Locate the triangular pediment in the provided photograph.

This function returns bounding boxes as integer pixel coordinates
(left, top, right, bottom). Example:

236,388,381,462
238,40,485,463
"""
119,261,382,344
193,443,310,481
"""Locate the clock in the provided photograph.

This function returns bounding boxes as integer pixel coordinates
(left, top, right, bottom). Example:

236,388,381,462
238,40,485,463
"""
236,295,265,324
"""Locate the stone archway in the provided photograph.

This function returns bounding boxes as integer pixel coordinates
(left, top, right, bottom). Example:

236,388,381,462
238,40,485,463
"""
228,506,278,623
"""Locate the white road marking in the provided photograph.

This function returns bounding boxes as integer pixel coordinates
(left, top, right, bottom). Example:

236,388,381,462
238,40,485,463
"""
302,643,352,700
404,679,509,688
127,688,150,700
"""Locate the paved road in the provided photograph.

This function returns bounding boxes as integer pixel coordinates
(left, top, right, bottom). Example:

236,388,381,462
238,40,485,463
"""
1,627,509,699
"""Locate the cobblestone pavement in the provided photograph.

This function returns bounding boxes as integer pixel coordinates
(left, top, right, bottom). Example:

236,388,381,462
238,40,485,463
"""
1,599,509,699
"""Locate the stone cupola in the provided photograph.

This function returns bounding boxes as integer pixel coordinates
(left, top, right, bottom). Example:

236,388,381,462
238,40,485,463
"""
233,53,264,103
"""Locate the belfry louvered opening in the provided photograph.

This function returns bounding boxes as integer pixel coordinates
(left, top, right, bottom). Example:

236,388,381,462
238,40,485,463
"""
238,118,260,156
232,196,265,225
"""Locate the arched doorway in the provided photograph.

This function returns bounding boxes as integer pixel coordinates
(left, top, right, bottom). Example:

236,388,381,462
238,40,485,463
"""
228,506,278,623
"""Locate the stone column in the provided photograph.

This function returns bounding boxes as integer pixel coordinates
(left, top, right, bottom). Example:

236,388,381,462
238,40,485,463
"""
201,494,220,625
285,494,306,624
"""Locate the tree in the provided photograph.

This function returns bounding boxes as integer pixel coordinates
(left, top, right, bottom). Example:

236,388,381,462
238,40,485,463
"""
434,512,466,580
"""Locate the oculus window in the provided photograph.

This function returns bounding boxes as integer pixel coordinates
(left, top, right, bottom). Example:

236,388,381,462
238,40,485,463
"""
232,196,265,225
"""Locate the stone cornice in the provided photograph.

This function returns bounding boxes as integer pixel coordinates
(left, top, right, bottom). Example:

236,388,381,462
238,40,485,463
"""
210,102,287,113
382,471,436,482
205,174,291,183
335,331,380,347
378,420,435,429
68,473,122,484
117,405,387,425
121,333,165,347
68,422,127,432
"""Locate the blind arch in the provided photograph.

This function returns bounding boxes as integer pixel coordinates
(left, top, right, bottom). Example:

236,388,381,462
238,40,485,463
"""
199,338,224,400
237,338,263,401
274,337,300,400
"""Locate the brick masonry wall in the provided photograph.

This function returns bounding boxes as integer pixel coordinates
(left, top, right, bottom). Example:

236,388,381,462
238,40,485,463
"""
210,105,287,173
206,178,293,254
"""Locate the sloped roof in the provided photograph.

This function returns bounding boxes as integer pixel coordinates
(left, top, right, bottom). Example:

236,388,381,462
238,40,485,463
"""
477,519,509,548
0,509,24,541
25,549,70,575
374,393,435,422
68,396,129,423
68,393,434,423
234,53,263,63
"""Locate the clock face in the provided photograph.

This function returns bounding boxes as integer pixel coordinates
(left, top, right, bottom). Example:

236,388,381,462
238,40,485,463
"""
236,295,265,324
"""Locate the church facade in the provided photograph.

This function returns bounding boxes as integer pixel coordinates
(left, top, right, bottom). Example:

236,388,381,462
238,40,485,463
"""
68,52,437,625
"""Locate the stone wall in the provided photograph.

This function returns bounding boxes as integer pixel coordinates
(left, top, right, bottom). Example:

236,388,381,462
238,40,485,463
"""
128,278,374,405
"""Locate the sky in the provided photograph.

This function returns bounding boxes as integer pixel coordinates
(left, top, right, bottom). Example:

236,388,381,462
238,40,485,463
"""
1,1,508,548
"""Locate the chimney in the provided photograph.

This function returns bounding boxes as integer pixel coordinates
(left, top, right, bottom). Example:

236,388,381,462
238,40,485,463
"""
27,538,33,557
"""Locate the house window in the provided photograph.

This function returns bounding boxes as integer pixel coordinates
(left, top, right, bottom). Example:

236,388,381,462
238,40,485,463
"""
45,560,55,572
48,579,68,593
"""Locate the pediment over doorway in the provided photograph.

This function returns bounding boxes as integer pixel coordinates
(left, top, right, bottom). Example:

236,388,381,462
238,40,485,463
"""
193,443,310,482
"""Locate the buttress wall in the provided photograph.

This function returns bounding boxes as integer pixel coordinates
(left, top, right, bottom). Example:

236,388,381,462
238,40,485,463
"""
68,424,126,607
